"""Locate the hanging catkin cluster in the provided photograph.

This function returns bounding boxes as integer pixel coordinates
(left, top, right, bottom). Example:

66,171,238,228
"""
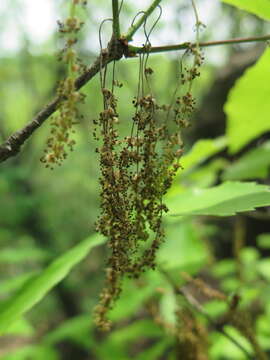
94,45,203,330
41,0,87,168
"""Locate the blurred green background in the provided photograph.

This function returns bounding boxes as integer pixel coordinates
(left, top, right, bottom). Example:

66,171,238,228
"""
1,0,270,359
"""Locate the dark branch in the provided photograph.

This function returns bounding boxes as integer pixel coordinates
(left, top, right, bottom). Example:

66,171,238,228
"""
0,42,122,164
1,32,269,164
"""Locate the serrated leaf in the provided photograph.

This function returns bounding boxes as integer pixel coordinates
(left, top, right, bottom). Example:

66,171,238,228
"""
223,142,270,180
221,0,270,20
166,182,270,217
0,234,105,335
225,48,270,154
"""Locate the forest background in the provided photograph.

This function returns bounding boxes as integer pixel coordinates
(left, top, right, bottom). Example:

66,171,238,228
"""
0,0,270,359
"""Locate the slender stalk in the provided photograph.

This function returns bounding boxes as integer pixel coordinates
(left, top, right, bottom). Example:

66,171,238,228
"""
0,52,114,163
128,34,270,54
125,0,162,41
112,0,120,39
1,32,270,163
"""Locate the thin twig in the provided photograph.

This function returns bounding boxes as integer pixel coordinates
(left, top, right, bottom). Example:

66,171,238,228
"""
112,0,121,39
0,51,115,163
1,32,270,164
125,0,162,41
128,34,270,54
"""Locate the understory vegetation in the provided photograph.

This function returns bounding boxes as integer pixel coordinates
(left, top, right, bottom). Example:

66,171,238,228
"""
0,0,270,359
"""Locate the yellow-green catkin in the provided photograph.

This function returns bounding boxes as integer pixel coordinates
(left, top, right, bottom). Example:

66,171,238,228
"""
94,44,204,330
41,0,87,168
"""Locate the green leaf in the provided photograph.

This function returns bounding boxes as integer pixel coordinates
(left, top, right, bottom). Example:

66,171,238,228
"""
1,345,59,360
43,314,93,349
180,137,227,172
166,182,270,217
0,272,37,294
223,142,270,180
160,288,177,326
5,317,34,336
221,0,270,20
210,326,253,359
110,276,160,321
137,339,172,360
96,320,163,360
0,234,105,335
0,247,51,264
157,222,208,270
257,233,270,249
258,259,270,281
225,48,270,153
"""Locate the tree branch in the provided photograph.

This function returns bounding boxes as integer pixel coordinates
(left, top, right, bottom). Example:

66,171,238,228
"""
112,0,121,39
0,48,118,164
125,0,162,41
128,34,270,54
1,30,269,164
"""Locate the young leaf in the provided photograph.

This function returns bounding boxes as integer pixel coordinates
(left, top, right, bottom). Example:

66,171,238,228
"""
166,182,270,217
225,48,270,154
0,234,105,334
221,0,270,20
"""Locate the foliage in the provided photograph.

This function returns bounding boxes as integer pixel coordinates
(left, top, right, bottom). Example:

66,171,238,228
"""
0,0,270,359
0,235,104,334
222,0,270,20
225,48,270,154
167,182,270,217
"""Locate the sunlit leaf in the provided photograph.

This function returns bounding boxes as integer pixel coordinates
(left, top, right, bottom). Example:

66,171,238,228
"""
221,0,270,20
1,345,59,360
158,222,208,271
225,48,270,153
257,233,270,249
5,317,34,336
110,275,162,321
210,326,253,359
160,288,177,326
0,234,105,334
258,259,270,281
166,182,270,217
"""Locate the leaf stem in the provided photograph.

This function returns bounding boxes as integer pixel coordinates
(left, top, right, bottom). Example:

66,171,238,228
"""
128,34,270,54
112,0,121,39
125,0,162,41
